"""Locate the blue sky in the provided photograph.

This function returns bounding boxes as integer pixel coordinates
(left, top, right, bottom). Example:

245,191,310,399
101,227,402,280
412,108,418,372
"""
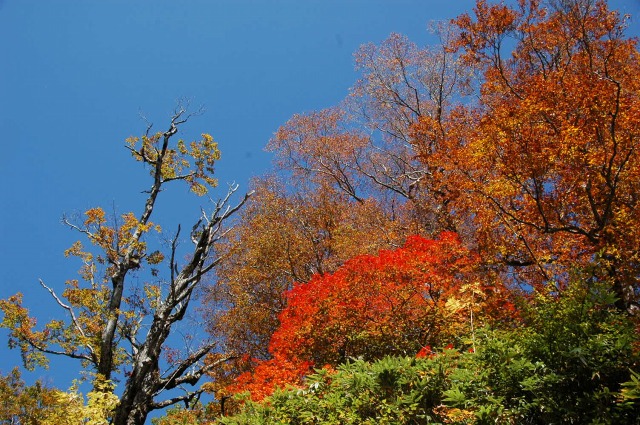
1,0,638,394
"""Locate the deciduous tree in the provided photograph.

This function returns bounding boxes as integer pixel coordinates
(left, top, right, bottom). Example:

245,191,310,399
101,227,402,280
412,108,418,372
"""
0,368,59,424
0,106,250,425
268,27,470,236
271,232,512,365
0,367,121,425
206,28,474,392
412,0,640,307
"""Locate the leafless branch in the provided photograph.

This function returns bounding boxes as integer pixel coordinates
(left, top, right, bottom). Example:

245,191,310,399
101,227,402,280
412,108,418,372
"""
158,349,235,392
61,216,95,240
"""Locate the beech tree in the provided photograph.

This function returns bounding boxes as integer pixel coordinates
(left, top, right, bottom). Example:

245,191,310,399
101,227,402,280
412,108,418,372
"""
0,107,250,425
267,28,470,235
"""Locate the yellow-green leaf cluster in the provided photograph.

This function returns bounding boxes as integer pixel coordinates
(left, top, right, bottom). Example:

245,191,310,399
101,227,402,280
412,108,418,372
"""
127,131,220,195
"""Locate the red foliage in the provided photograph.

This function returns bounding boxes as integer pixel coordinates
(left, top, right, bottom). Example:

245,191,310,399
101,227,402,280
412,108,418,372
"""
225,355,312,402
228,233,515,400
416,345,433,359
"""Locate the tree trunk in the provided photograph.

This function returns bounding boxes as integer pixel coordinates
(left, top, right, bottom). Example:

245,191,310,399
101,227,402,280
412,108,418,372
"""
113,401,150,425
112,364,156,425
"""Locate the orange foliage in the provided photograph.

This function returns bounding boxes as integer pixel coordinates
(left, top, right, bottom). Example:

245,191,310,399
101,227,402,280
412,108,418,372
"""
218,0,640,407
412,0,640,305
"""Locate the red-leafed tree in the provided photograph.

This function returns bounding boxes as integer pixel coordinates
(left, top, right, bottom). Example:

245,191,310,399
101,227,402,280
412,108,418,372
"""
227,233,515,400
206,26,473,400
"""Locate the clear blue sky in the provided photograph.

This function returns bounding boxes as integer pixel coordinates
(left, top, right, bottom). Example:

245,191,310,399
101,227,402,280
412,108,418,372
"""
0,0,638,394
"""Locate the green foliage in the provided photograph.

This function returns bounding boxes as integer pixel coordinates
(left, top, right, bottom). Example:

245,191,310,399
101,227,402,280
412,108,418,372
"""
620,370,640,407
151,404,214,425
221,355,454,425
437,279,640,424
222,280,640,424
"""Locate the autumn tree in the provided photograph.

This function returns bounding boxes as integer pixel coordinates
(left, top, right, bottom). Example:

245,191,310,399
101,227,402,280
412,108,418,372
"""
0,106,250,425
204,175,404,399
0,369,119,425
204,0,640,415
268,28,471,235
226,233,515,401
412,0,640,308
271,232,513,364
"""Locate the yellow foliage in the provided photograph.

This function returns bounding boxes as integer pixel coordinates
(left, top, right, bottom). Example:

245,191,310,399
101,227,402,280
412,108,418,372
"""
41,379,118,425
84,208,106,226
64,241,86,258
